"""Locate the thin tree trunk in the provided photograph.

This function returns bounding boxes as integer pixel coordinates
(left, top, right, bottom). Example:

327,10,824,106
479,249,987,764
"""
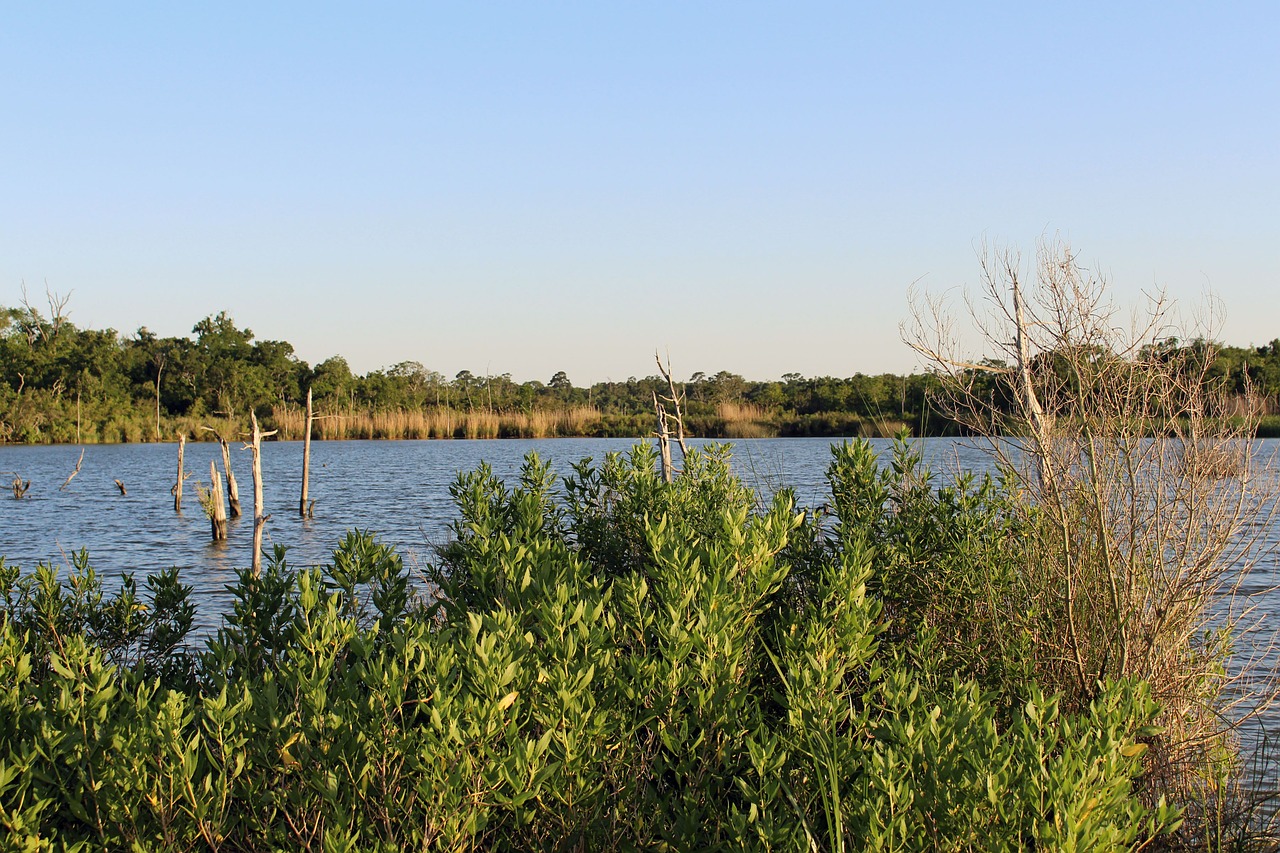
1012,271,1050,484
155,362,163,441
248,412,278,575
220,437,241,518
664,370,689,459
300,387,314,518
251,413,265,574
173,434,186,512
209,460,228,540
654,353,688,477
654,391,673,484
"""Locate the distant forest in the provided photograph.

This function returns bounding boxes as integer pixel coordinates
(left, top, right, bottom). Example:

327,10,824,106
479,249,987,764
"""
3,297,1279,444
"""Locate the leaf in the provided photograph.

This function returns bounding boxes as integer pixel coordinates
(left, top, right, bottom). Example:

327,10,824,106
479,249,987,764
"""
1120,742,1148,759
497,690,518,713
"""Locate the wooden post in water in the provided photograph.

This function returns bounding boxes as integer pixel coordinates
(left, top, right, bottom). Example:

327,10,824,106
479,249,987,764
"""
247,412,278,575
219,437,242,518
173,434,187,512
209,460,228,540
300,387,314,518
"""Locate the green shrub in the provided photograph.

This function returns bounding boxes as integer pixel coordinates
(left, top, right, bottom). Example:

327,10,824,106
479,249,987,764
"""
0,443,1179,850
1255,415,1280,438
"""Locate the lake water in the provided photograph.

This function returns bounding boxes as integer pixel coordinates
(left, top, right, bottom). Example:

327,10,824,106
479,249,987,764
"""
0,437,1001,618
2,436,1278,757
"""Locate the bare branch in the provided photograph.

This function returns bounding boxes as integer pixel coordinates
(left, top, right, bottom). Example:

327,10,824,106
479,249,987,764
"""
59,448,86,491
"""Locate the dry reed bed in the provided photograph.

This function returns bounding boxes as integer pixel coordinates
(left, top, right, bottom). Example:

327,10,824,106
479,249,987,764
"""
270,406,604,441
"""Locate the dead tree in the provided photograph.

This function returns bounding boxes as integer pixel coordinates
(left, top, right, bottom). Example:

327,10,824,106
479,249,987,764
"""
172,434,190,512
207,460,228,540
59,448,85,491
17,283,72,347
300,387,315,518
653,390,675,483
10,475,30,499
245,412,278,575
152,350,166,442
114,479,127,496
202,430,243,518
652,353,690,482
904,238,1279,801
223,438,242,517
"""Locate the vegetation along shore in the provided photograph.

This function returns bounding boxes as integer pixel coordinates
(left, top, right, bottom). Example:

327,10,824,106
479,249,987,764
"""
3,293,1280,445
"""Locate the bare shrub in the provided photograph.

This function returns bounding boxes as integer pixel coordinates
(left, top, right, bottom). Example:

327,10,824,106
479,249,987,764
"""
905,238,1278,837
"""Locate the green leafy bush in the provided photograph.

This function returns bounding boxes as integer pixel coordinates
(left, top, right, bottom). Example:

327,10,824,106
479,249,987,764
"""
0,442,1178,850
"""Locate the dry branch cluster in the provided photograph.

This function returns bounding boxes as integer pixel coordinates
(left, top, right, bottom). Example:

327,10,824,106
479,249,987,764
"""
907,239,1277,821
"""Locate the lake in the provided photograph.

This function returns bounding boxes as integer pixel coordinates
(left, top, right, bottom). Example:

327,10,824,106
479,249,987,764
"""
2,436,1278,750
0,437,1000,617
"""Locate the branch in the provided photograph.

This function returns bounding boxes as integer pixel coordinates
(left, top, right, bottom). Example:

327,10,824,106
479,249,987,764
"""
59,447,85,491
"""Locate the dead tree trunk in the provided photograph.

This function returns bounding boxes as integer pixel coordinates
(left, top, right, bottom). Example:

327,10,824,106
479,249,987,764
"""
656,354,690,460
10,475,30,499
59,448,85,491
652,353,688,482
173,434,187,512
208,460,228,540
247,412,278,575
219,437,242,518
1011,268,1052,487
300,387,314,518
154,357,164,441
653,391,674,483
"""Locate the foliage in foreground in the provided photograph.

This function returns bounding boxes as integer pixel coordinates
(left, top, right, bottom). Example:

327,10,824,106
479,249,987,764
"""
0,442,1180,850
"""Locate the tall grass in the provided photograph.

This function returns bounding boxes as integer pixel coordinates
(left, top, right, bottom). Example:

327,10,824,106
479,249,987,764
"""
269,405,604,441
715,402,779,438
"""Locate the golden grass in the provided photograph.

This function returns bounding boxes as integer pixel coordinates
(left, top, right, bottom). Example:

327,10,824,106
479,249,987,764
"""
716,402,779,439
268,406,604,440
859,418,908,438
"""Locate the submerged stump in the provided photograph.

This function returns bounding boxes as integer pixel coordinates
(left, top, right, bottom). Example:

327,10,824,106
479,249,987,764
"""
300,387,313,518
219,437,241,518
173,434,187,512
209,460,228,540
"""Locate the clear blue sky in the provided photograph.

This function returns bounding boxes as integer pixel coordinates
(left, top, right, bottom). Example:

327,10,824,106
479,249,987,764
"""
3,3,1277,384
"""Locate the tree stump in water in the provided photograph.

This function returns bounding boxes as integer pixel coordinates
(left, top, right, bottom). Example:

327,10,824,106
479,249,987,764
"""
219,437,241,518
208,460,228,540
300,387,313,518
173,434,187,512
114,479,127,496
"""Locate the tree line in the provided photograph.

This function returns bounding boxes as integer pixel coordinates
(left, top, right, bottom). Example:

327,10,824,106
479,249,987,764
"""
3,294,1278,443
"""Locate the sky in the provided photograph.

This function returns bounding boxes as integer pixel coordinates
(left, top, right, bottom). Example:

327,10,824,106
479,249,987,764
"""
3,3,1277,385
